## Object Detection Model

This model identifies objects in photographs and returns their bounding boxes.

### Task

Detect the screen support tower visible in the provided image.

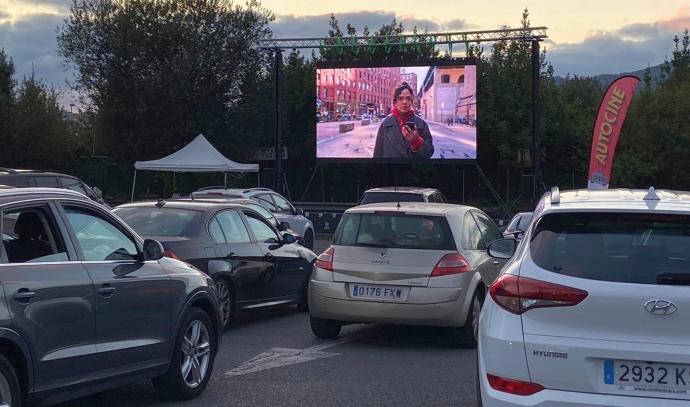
[258,26,548,203]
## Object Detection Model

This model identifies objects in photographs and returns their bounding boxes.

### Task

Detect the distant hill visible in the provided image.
[555,63,664,89]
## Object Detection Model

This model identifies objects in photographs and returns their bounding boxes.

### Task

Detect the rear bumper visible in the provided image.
[308,279,468,327]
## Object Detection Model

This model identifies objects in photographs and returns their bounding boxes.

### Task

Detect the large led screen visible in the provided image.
[316,61,477,161]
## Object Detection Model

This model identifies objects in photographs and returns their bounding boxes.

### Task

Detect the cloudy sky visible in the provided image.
[2,0,689,107]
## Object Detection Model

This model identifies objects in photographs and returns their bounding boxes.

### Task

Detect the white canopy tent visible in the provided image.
[131,134,259,201]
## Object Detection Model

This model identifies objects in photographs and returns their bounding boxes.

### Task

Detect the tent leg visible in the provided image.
[130,170,137,202]
[224,173,227,188]
[173,172,176,196]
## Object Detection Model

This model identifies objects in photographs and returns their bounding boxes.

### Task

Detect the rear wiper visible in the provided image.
[657,273,690,286]
[356,242,390,248]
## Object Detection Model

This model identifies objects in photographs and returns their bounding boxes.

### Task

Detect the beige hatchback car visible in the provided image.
[308,203,507,347]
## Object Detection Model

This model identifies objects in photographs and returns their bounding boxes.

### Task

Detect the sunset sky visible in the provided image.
[2,0,689,105]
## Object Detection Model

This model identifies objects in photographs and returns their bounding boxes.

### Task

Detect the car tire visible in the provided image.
[309,315,341,338]
[0,354,22,407]
[450,290,481,348]
[302,229,314,250]
[153,307,216,400]
[296,269,312,313]
[213,277,234,330]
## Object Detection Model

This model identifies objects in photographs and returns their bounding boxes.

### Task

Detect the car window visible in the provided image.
[359,192,425,204]
[34,176,59,188]
[0,176,28,187]
[1,206,69,263]
[519,213,533,229]
[531,212,690,284]
[215,210,251,244]
[507,215,521,231]
[114,207,201,237]
[253,194,277,212]
[333,213,456,250]
[64,207,138,261]
[245,203,278,226]
[59,177,88,195]
[244,212,279,242]
[462,212,485,250]
[208,218,226,244]
[271,194,293,214]
[473,211,502,246]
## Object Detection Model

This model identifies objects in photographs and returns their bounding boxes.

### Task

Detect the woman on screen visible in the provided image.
[373,82,434,159]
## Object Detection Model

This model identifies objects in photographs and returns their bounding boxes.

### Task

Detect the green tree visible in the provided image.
[10,74,82,169]
[0,49,16,165]
[57,0,274,163]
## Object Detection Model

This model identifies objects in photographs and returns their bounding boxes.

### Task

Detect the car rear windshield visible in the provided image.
[531,212,690,284]
[360,192,425,205]
[333,213,456,250]
[114,207,201,236]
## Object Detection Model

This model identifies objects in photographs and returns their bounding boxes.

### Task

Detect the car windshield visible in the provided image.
[531,212,690,284]
[360,192,425,205]
[333,213,456,250]
[113,207,202,236]
[245,203,278,226]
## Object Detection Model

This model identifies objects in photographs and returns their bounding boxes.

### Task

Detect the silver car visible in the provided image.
[308,202,506,347]
[191,188,315,249]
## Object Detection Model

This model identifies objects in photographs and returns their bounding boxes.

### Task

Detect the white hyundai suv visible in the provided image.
[478,187,690,406]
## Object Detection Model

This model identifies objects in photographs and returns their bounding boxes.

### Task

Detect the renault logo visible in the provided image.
[644,300,678,316]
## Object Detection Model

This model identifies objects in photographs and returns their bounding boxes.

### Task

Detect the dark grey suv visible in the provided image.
[0,188,221,406]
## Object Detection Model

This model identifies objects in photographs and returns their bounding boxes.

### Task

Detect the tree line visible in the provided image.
[0,1,689,213]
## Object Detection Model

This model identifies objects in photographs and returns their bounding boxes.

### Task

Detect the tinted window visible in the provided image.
[114,207,200,236]
[272,194,293,213]
[215,210,251,243]
[359,192,425,205]
[333,213,456,250]
[253,194,277,212]
[60,177,88,195]
[0,176,28,187]
[244,213,279,242]
[34,176,59,187]
[473,211,502,245]
[64,207,138,261]
[462,212,485,250]
[208,218,225,244]
[531,212,690,284]
[245,203,278,226]
[1,206,68,263]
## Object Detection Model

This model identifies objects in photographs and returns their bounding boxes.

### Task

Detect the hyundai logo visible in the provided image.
[644,300,678,316]
[379,252,387,259]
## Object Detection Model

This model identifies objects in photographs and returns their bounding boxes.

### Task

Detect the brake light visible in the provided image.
[431,253,471,277]
[162,250,179,259]
[487,374,544,396]
[316,247,334,271]
[490,274,588,315]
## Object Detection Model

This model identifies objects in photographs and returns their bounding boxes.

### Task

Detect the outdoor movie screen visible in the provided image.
[316,61,477,161]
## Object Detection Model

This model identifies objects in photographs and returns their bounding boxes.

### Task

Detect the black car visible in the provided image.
[0,168,107,206]
[0,188,221,406]
[113,200,318,330]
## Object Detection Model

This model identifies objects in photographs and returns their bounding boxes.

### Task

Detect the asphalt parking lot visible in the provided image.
[57,235,479,407]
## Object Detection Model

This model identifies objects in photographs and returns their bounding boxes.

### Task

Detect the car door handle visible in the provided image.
[97,284,117,296]
[226,252,239,260]
[493,260,500,266]
[263,253,276,262]
[13,289,36,303]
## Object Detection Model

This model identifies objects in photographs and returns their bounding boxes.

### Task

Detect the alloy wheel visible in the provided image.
[180,320,211,388]
[214,279,232,327]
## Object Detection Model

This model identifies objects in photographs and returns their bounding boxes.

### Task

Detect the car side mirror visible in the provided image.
[278,221,291,231]
[487,238,518,260]
[282,232,297,245]
[143,239,164,261]
[295,208,304,216]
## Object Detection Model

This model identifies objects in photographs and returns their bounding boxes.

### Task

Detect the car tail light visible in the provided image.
[316,247,334,271]
[490,274,588,315]
[487,374,544,396]
[162,250,179,259]
[430,253,471,277]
